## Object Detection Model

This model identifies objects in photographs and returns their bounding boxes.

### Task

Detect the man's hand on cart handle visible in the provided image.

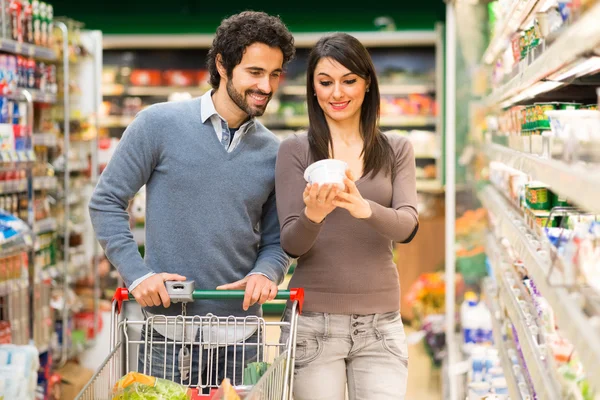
[131,273,187,308]
[216,275,278,311]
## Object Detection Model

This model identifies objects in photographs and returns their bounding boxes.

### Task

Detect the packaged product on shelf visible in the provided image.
[45,3,52,47]
[460,292,493,353]
[525,181,550,210]
[0,344,40,400]
[39,1,46,47]
[130,69,162,86]
[9,0,23,42]
[163,70,197,87]
[32,0,40,45]
[0,209,31,250]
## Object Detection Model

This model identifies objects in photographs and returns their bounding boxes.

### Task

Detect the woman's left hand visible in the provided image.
[332,169,372,219]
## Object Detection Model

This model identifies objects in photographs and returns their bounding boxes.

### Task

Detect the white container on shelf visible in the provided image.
[304,159,348,189]
[545,110,600,141]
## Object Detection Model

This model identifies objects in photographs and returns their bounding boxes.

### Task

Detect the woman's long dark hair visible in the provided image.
[306,33,394,178]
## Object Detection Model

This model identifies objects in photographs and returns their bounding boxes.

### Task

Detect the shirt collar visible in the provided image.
[200,90,219,124]
[200,90,256,132]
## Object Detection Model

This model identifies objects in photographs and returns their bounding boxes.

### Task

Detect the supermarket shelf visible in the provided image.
[380,115,437,127]
[483,142,600,214]
[480,185,600,388]
[0,279,23,296]
[484,2,600,108]
[496,262,561,399]
[33,176,57,191]
[482,278,525,400]
[280,83,436,96]
[0,38,58,61]
[414,152,438,159]
[54,160,89,173]
[34,218,57,234]
[98,115,134,128]
[0,149,36,164]
[103,85,209,97]
[103,31,438,49]
[0,176,54,193]
[6,88,57,104]
[32,133,58,147]
[416,179,443,193]
[482,0,544,65]
[103,114,437,129]
[260,115,437,129]
[0,178,27,194]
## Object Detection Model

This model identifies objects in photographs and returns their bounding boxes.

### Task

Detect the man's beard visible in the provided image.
[226,79,271,117]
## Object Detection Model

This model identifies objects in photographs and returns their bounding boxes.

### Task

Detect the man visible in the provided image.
[89,11,294,387]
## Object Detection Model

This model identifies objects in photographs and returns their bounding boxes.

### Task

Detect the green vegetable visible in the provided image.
[113,377,190,400]
[242,362,271,385]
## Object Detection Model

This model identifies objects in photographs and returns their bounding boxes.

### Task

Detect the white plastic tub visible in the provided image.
[303,159,348,189]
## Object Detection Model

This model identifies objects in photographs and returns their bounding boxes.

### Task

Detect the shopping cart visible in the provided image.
[76,281,304,400]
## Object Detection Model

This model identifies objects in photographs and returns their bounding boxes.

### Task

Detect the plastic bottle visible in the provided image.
[476,301,493,345]
[461,291,479,352]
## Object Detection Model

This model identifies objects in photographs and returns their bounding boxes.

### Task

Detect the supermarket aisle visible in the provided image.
[265,317,442,399]
[405,326,442,400]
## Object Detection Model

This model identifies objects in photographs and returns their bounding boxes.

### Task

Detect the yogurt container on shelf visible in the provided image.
[304,159,348,190]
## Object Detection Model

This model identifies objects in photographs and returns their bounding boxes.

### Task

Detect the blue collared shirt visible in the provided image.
[200,90,255,151]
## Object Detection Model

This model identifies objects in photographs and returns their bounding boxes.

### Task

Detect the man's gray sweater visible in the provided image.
[89,97,289,317]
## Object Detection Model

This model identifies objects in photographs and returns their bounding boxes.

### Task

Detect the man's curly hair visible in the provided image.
[207,11,295,89]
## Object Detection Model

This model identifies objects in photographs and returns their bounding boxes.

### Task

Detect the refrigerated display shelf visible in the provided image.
[482,0,544,65]
[484,2,600,108]
[0,38,58,61]
[482,278,526,400]
[483,142,600,215]
[480,185,600,388]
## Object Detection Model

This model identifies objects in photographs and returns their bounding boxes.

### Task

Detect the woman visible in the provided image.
[275,33,419,400]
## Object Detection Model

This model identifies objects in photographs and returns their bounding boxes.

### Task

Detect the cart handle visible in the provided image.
[113,288,305,314]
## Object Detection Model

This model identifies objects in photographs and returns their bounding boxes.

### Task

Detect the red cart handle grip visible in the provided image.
[113,287,130,314]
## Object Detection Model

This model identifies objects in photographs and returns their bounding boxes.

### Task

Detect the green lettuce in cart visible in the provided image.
[112,372,191,400]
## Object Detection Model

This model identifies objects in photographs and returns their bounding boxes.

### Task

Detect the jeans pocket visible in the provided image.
[381,333,409,367]
[294,336,323,366]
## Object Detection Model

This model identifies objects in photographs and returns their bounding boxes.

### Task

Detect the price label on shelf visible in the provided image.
[26,150,36,162]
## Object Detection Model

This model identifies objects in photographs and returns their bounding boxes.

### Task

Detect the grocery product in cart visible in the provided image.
[113,371,192,400]
[76,281,304,400]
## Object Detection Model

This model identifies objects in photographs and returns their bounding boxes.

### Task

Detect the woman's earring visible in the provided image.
[314,93,317,96]
[366,87,370,93]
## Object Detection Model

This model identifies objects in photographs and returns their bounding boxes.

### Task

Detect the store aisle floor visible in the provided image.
[265,317,441,399]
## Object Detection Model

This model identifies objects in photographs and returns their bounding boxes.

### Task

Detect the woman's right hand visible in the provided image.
[303,183,339,223]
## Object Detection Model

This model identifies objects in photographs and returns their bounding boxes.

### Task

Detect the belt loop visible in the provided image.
[373,313,382,339]
[324,313,330,340]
